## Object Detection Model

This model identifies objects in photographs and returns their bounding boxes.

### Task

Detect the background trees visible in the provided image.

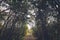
[32,0,60,40]
[0,0,60,40]
[0,0,28,40]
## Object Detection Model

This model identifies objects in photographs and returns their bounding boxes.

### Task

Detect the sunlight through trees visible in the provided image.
[0,0,60,40]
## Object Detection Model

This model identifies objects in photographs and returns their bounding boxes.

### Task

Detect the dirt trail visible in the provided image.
[24,30,37,40]
[24,35,36,40]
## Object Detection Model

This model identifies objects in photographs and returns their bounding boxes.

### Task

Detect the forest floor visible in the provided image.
[24,35,36,40]
[24,29,37,40]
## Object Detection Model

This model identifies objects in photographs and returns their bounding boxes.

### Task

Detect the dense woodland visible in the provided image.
[0,0,60,40]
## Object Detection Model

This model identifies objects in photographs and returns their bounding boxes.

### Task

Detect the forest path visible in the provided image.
[24,30,37,40]
[24,35,36,40]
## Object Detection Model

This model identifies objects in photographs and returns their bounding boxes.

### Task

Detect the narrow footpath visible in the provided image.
[24,30,37,40]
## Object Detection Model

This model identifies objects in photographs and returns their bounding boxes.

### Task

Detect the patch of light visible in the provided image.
[27,15,31,18]
[27,24,31,30]
[48,16,55,21]
[32,13,35,15]
[27,20,35,30]
[40,9,43,12]
[0,20,4,25]
[0,6,7,11]
[22,1,24,3]
[5,9,10,12]
[56,5,58,8]
[31,20,35,27]
[3,16,8,20]
[28,9,34,13]
[1,1,9,7]
[48,20,50,23]
[5,3,9,7]
[47,16,57,24]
